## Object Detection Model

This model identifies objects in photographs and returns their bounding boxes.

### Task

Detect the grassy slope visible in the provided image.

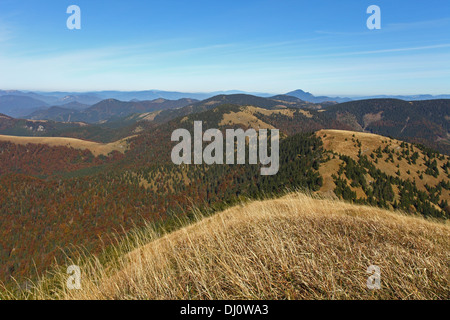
[316,129,450,202]
[14,192,449,300]
[0,134,133,157]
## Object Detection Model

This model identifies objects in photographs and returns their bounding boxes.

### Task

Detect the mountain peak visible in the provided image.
[286,89,315,99]
[286,89,351,103]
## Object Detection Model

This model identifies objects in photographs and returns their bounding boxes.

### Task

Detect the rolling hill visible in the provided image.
[316,130,449,218]
[0,134,131,157]
[0,112,142,145]
[322,99,450,154]
[133,96,449,156]
[187,94,313,110]
[25,98,198,123]
[8,192,449,300]
[0,95,48,118]
[26,102,91,122]
[149,94,324,124]
[26,106,81,122]
[0,113,88,136]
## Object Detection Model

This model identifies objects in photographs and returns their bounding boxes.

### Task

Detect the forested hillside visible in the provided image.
[0,129,324,285]
[317,130,449,219]
[0,99,448,289]
[323,99,450,154]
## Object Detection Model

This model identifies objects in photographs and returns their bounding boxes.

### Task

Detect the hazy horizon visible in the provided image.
[1,88,450,99]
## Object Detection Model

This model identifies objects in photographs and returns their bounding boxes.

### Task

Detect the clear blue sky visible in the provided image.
[0,0,449,95]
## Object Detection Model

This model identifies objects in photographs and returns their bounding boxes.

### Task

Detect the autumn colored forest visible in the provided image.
[0,101,449,289]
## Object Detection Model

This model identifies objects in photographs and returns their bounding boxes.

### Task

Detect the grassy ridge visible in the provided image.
[6,192,448,300]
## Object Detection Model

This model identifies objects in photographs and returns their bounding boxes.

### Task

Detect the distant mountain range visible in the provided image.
[0,90,102,107]
[1,89,449,118]
[286,89,450,103]
[26,98,198,123]
[0,95,49,118]
[82,90,273,101]
[355,94,450,101]
[149,94,325,124]
[0,90,272,117]
[24,94,317,124]
[1,91,448,154]
[286,90,353,103]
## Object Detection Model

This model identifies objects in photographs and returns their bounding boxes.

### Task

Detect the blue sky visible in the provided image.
[0,0,449,95]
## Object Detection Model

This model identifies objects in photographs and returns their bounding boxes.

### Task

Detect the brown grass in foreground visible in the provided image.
[5,192,450,300]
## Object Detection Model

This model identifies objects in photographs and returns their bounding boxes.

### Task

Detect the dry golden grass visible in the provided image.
[318,129,399,159]
[0,135,133,156]
[219,106,295,129]
[220,110,274,129]
[245,106,295,118]
[136,110,162,122]
[316,129,450,201]
[318,158,343,195]
[10,192,449,300]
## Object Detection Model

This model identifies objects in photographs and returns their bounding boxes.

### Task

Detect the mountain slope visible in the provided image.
[26,106,79,122]
[0,95,48,118]
[160,104,350,134]
[316,129,449,218]
[323,99,450,154]
[287,89,352,103]
[22,192,450,300]
[151,94,322,124]
[0,134,130,157]
[27,98,198,123]
[0,114,88,136]
[187,93,321,110]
